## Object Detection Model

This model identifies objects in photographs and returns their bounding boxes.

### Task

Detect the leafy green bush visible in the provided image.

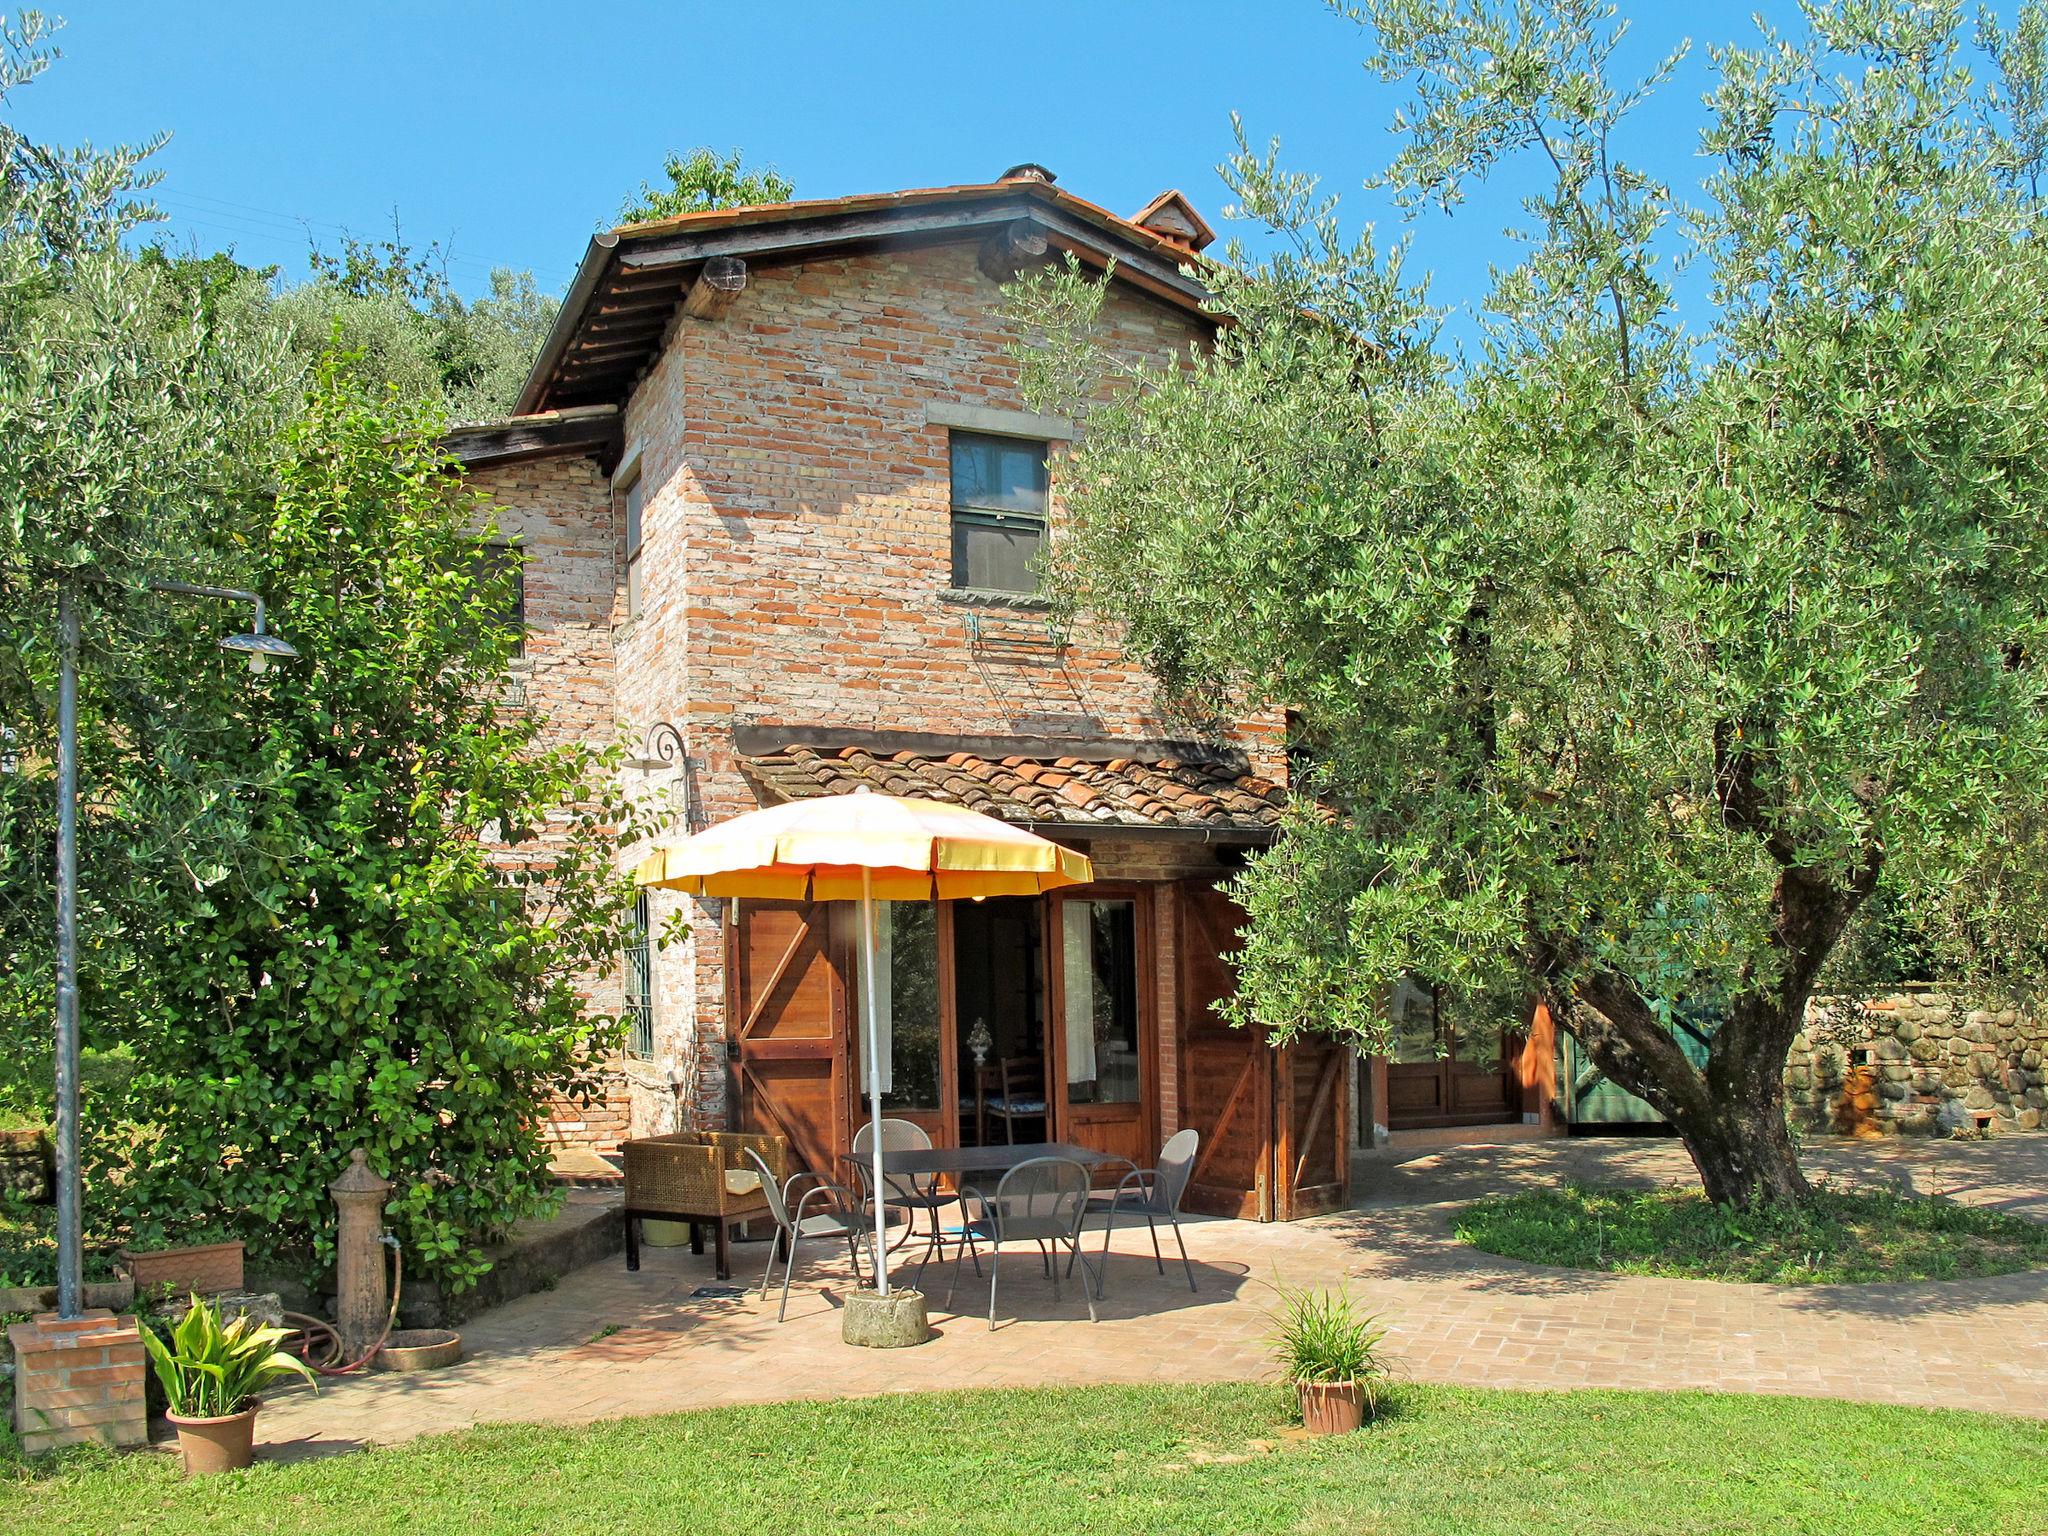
[86,355,655,1295]
[0,1195,120,1290]
[1456,1182,2048,1284]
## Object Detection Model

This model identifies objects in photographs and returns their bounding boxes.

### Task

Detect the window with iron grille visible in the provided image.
[624,891,654,1058]
[469,540,525,657]
[949,431,1048,593]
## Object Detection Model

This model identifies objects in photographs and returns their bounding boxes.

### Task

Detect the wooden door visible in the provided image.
[1275,1036,1349,1218]
[728,899,848,1180]
[1047,886,1156,1174]
[1175,881,1272,1219]
[1385,982,1520,1130]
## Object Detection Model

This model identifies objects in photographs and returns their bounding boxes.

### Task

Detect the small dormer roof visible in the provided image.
[1129,189,1216,254]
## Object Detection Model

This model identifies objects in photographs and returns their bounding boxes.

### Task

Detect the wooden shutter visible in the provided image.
[1175,881,1272,1219]
[728,899,847,1181]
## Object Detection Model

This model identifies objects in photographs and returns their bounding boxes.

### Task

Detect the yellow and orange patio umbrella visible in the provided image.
[636,788,1092,1295]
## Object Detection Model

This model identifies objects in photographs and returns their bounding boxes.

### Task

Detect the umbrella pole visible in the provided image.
[859,870,889,1295]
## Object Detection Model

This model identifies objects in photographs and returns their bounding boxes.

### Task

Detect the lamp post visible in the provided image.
[48,578,297,1319]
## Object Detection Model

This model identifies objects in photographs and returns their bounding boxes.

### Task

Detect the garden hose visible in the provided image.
[283,1232,403,1376]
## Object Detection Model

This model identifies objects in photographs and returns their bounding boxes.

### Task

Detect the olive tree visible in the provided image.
[1018,0,2048,1206]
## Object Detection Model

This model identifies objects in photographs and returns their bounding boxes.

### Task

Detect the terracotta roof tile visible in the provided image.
[740,743,1285,836]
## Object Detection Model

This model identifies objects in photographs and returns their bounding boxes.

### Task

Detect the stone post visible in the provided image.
[329,1149,391,1362]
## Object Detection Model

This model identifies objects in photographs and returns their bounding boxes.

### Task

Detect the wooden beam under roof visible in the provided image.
[978,218,1049,283]
[680,256,747,319]
[444,406,620,469]
[518,187,1220,413]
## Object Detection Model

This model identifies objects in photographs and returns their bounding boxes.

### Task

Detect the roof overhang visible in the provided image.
[516,179,1219,416]
[443,404,622,471]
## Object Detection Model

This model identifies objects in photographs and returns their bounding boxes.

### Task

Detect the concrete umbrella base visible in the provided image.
[841,1286,931,1348]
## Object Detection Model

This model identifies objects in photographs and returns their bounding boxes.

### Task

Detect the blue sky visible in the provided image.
[8,2,2029,323]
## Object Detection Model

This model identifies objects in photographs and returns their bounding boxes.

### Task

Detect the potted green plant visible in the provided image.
[141,1292,316,1474]
[1269,1282,1390,1435]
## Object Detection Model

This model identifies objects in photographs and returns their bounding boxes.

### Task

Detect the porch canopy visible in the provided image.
[636,789,1094,1295]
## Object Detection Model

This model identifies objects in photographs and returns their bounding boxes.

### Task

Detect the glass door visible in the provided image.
[848,900,949,1144]
[950,897,1047,1147]
[1049,888,1154,1169]
[1383,978,1523,1129]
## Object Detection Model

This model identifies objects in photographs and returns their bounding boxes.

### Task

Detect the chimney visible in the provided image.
[1130,189,1216,254]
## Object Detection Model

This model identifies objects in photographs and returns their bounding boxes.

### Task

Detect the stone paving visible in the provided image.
[254,1135,2048,1457]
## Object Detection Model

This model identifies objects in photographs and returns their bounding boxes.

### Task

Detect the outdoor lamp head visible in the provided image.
[219,631,299,675]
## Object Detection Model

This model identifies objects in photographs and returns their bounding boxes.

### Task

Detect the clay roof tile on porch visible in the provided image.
[739,742,1285,839]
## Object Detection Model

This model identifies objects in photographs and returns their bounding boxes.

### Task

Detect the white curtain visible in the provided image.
[1062,901,1097,1085]
[855,900,895,1095]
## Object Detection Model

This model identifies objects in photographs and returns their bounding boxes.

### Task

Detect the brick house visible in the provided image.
[448,166,1561,1220]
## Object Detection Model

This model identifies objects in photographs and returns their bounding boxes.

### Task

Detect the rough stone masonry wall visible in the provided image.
[1789,987,2048,1135]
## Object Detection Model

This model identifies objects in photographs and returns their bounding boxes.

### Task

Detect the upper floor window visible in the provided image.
[619,465,647,620]
[470,540,525,658]
[949,431,1048,594]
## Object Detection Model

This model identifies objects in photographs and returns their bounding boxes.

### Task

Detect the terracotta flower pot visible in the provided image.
[167,1402,260,1474]
[120,1240,245,1297]
[1297,1379,1365,1435]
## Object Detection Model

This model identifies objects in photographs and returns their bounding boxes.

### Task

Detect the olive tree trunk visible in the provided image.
[1542,860,1877,1210]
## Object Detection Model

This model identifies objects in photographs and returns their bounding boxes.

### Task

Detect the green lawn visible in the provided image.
[1455,1182,2048,1284]
[5,1383,2045,1536]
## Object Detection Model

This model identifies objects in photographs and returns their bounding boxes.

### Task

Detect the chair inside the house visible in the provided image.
[983,1055,1048,1144]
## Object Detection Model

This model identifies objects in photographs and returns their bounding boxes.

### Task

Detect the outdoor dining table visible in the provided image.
[871,1141,1135,1182]
[844,1141,1138,1266]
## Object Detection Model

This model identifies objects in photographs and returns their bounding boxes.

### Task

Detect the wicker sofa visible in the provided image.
[621,1130,789,1280]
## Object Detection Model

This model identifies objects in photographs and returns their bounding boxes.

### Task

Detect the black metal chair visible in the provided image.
[948,1156,1098,1330]
[1070,1128,1200,1295]
[744,1148,868,1322]
[851,1116,980,1284]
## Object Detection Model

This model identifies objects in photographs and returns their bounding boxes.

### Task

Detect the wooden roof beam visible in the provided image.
[681,256,747,320]
[978,219,1049,283]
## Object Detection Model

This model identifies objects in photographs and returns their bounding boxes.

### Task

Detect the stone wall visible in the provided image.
[1789,987,2048,1135]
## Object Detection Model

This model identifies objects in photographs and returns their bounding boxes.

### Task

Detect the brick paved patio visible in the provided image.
[254,1135,2048,1457]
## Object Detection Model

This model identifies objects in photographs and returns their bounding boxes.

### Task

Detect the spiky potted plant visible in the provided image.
[142,1292,317,1474]
[1269,1282,1390,1435]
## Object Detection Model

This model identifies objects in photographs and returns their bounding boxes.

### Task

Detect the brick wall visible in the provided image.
[539,1077,632,1151]
[605,239,1280,1135]
[8,1310,148,1454]
[471,450,636,1144]
[470,453,621,753]
[485,236,1280,1142]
